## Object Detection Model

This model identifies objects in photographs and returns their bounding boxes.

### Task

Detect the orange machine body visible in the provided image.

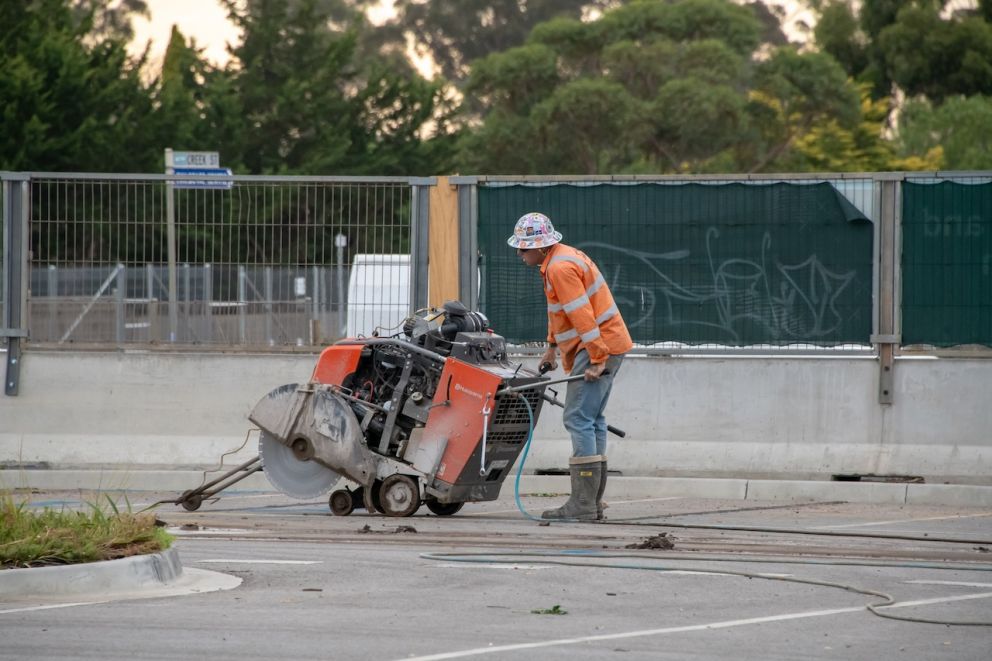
[311,344,363,386]
[424,358,503,485]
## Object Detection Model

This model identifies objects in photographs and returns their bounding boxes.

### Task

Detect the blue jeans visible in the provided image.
[562,350,624,457]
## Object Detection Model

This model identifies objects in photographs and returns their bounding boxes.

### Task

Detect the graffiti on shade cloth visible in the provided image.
[578,227,860,344]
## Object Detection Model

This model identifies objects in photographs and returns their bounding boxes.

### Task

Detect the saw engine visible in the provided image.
[178,301,549,517]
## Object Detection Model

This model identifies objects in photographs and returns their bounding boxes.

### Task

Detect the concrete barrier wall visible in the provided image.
[1,350,989,484]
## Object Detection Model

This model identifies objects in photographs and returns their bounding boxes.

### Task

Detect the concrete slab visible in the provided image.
[745,479,908,504]
[0,548,182,597]
[0,548,243,603]
[906,484,992,508]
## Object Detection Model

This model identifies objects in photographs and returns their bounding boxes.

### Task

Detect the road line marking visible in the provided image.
[397,591,992,661]
[904,580,992,588]
[0,601,108,615]
[433,563,552,570]
[812,511,992,529]
[194,559,321,565]
[875,590,992,609]
[476,496,683,516]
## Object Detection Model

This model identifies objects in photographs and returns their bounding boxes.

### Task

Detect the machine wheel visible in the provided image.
[329,489,355,516]
[378,475,421,517]
[179,490,202,512]
[362,481,384,514]
[425,500,464,517]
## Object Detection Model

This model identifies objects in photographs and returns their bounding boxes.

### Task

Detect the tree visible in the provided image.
[813,0,992,102]
[0,0,154,171]
[141,26,245,171]
[71,0,148,40]
[878,5,992,103]
[896,95,992,169]
[814,1,869,79]
[388,0,616,83]
[220,0,454,175]
[457,0,870,174]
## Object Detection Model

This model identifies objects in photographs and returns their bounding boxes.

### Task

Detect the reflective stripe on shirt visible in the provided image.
[554,329,579,343]
[580,327,602,343]
[595,304,619,325]
[548,255,590,272]
[550,274,607,314]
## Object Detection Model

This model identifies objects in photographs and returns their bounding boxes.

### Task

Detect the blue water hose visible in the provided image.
[512,393,543,521]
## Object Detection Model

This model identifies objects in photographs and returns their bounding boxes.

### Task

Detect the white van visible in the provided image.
[346,254,410,338]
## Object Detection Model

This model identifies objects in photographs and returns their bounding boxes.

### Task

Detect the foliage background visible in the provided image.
[1,0,990,174]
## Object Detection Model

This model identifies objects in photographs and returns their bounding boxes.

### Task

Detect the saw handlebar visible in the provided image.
[497,370,627,438]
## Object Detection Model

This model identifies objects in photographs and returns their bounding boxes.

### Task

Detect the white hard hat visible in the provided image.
[507,212,562,249]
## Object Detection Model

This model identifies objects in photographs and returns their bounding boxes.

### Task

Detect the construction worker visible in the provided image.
[507,212,633,520]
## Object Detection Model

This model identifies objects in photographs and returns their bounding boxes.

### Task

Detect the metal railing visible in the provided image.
[2,173,433,349]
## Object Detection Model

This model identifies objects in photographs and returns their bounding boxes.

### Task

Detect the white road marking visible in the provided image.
[874,590,992,609]
[905,580,992,588]
[0,601,108,615]
[433,563,551,570]
[397,591,992,661]
[194,559,321,565]
[812,511,992,529]
[166,527,257,536]
[476,496,683,516]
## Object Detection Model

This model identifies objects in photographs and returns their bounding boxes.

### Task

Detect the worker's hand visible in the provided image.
[584,362,607,382]
[540,346,558,373]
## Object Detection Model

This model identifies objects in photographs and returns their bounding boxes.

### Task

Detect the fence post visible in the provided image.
[165,176,178,342]
[203,263,213,343]
[182,263,191,343]
[409,180,432,314]
[452,177,479,310]
[47,264,57,342]
[2,174,29,396]
[264,266,273,345]
[115,263,126,344]
[238,265,247,344]
[873,174,901,405]
[311,264,320,344]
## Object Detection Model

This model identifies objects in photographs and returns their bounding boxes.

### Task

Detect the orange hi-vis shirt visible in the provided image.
[540,243,633,372]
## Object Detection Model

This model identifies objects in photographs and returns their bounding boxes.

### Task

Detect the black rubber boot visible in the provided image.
[542,456,602,521]
[596,458,608,520]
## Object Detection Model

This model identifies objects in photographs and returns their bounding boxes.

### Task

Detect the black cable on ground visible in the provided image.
[597,519,992,547]
[422,550,992,627]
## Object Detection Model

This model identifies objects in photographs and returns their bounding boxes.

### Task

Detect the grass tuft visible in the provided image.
[0,491,173,569]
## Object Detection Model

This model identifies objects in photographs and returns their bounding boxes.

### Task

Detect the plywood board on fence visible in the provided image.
[428,175,459,307]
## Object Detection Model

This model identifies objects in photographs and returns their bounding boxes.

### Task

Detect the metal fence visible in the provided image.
[452,172,991,357]
[901,174,992,348]
[4,170,991,360]
[2,173,432,351]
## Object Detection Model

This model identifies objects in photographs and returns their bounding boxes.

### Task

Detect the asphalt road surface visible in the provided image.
[3,490,991,660]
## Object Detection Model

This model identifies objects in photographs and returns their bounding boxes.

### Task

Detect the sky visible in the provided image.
[130,0,399,68]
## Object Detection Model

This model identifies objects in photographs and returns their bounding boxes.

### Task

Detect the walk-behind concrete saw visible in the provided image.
[173,302,556,517]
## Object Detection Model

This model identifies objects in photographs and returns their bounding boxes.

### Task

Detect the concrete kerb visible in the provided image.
[5,469,992,508]
[0,547,182,599]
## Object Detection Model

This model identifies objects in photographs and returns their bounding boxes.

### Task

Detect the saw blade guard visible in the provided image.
[250,383,381,489]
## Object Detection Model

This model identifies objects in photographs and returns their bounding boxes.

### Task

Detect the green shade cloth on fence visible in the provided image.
[902,181,992,347]
[477,182,872,346]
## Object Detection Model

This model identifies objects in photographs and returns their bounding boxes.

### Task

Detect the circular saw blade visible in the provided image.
[259,430,340,499]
